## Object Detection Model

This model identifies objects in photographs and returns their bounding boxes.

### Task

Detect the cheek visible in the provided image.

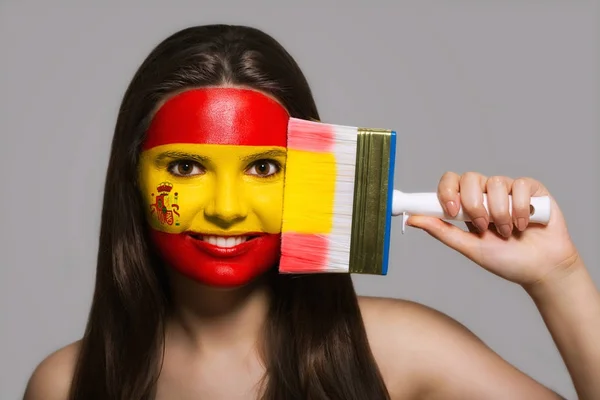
[172,181,212,227]
[138,162,211,232]
[138,159,156,198]
[249,180,284,233]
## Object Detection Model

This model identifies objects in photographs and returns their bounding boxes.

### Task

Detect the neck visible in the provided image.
[166,269,272,355]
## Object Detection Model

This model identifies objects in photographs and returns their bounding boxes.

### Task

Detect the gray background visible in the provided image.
[1,1,598,399]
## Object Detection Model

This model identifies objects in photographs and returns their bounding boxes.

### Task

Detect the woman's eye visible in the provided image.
[247,160,280,177]
[168,160,204,177]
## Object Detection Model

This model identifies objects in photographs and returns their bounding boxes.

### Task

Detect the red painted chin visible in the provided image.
[149,230,281,287]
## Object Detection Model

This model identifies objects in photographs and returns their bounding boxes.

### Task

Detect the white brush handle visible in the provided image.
[392,190,551,226]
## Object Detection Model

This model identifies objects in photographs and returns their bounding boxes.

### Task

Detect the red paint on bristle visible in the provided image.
[287,118,335,152]
[279,233,329,273]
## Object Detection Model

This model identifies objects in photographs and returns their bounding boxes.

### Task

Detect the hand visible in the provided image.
[406,172,581,287]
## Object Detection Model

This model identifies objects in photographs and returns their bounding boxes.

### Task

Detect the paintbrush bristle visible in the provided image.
[279,117,396,275]
[279,117,358,273]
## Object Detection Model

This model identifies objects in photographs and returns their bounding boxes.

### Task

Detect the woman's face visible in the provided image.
[138,87,289,287]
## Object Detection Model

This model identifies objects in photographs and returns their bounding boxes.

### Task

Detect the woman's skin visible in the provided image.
[23,171,600,399]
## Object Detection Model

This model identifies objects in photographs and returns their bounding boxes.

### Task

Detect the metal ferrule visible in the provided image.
[349,128,394,274]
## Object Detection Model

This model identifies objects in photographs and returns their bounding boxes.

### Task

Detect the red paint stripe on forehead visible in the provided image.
[143,88,289,149]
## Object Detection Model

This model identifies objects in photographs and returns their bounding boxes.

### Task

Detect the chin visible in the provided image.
[173,262,275,290]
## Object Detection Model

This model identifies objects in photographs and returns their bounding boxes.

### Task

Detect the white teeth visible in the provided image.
[201,236,248,248]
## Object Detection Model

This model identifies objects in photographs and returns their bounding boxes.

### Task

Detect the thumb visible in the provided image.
[406,215,483,262]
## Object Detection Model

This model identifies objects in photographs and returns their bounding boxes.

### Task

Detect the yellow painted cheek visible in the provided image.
[138,156,209,233]
[167,180,211,232]
[248,178,285,234]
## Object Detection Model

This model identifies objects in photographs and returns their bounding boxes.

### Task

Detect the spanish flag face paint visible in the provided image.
[138,88,289,287]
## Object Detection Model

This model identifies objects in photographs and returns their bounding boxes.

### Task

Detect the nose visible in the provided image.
[204,176,248,226]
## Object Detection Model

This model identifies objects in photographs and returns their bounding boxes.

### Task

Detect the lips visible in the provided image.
[149,230,281,287]
[186,232,264,258]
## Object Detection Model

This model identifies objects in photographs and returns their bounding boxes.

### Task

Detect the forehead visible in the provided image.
[143,88,289,150]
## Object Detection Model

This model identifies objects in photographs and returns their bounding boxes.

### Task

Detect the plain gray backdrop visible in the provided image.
[1,1,598,399]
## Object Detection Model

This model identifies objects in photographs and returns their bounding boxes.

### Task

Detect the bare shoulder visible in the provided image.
[23,340,81,400]
[357,296,564,400]
[357,296,461,397]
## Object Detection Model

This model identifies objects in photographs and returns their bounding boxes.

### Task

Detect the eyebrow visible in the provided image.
[240,149,287,163]
[155,148,287,164]
[155,151,209,164]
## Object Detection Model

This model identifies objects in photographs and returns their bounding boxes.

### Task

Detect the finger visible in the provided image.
[511,177,532,231]
[459,172,488,232]
[407,216,483,263]
[486,176,514,238]
[514,176,549,197]
[437,171,461,217]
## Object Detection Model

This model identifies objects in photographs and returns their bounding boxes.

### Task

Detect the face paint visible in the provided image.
[139,88,289,287]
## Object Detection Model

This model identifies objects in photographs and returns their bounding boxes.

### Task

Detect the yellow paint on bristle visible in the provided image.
[282,149,336,233]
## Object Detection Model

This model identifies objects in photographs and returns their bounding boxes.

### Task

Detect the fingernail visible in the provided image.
[516,217,526,231]
[472,217,487,232]
[498,224,512,237]
[445,201,457,216]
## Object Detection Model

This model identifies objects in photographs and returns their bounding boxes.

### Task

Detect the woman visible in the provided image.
[24,24,599,400]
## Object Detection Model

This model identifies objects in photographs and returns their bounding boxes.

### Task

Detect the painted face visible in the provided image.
[138,88,289,287]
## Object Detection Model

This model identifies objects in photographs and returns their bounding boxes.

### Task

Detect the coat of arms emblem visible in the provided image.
[150,182,180,226]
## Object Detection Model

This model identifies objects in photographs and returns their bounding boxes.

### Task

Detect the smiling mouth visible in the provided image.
[188,234,260,248]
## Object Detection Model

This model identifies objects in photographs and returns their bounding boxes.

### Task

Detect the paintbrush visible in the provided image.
[279,118,551,275]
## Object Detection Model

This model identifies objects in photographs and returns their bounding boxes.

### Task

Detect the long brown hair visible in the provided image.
[69,24,390,400]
